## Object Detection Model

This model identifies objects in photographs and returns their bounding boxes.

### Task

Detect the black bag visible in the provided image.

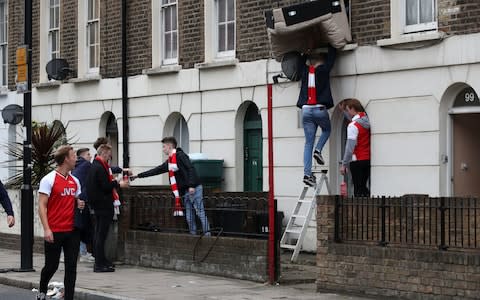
[74,207,85,230]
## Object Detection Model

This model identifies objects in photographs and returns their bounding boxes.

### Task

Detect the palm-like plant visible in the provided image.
[3,121,68,188]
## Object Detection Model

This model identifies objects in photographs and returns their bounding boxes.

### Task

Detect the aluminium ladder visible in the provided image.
[280,169,331,262]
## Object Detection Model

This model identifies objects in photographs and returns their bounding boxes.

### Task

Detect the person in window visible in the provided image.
[0,180,14,228]
[340,98,371,197]
[297,45,336,187]
[131,136,210,236]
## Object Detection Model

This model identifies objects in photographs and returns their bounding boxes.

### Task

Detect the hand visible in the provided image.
[7,215,14,228]
[122,168,133,176]
[77,199,85,210]
[340,165,346,176]
[44,229,54,243]
[119,179,129,188]
[129,175,138,181]
[189,187,195,195]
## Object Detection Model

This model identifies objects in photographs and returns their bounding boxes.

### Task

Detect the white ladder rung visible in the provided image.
[298,199,312,203]
[285,228,302,234]
[280,244,296,249]
[291,214,306,219]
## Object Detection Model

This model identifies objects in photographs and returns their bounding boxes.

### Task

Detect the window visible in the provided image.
[161,0,177,65]
[0,0,7,87]
[404,0,437,33]
[48,0,60,60]
[87,0,100,71]
[215,0,235,58]
[173,116,189,153]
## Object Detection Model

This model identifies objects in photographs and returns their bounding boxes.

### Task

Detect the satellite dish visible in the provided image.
[46,58,74,81]
[281,52,304,81]
[2,104,23,125]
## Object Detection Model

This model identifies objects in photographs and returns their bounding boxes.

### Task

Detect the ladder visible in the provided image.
[280,169,331,262]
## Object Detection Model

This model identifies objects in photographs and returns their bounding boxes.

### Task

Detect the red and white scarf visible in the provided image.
[95,156,120,204]
[307,65,316,105]
[169,149,184,217]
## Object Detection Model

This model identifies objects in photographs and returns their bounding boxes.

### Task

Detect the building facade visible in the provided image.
[0,0,479,250]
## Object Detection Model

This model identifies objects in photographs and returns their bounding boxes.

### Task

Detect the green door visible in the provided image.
[244,105,263,191]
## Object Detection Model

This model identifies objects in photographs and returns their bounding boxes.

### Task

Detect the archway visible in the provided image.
[99,112,119,166]
[163,112,189,153]
[243,103,263,192]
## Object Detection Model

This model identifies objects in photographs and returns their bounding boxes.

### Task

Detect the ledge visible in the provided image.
[33,81,61,89]
[377,31,446,48]
[143,64,182,75]
[68,75,101,84]
[195,58,239,69]
[341,43,358,51]
[0,86,9,95]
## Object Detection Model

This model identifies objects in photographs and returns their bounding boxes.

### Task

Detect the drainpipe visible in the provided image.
[267,83,275,283]
[121,0,129,168]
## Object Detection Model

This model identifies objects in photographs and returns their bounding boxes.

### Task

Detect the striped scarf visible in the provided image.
[95,156,120,204]
[307,65,316,105]
[169,149,184,217]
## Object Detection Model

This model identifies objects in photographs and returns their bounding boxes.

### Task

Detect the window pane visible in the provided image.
[227,0,234,21]
[54,6,59,28]
[218,24,225,52]
[88,0,93,20]
[164,7,172,31]
[51,32,57,53]
[50,7,55,28]
[172,31,177,58]
[165,32,172,59]
[406,0,418,25]
[90,45,95,68]
[172,6,177,30]
[94,0,99,19]
[227,23,234,51]
[89,24,97,44]
[218,0,226,23]
[420,0,434,23]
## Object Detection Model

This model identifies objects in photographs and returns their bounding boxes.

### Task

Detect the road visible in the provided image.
[0,283,35,299]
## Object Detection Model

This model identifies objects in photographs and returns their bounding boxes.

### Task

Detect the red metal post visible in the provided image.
[267,83,275,284]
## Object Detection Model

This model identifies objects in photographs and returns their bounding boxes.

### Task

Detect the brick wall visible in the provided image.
[316,196,480,299]
[438,0,480,35]
[350,0,390,46]
[61,0,78,78]
[124,230,268,282]
[178,0,204,69]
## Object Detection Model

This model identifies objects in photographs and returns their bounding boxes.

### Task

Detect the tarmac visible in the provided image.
[0,248,370,300]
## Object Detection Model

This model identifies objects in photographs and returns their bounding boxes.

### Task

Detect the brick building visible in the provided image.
[0,0,479,252]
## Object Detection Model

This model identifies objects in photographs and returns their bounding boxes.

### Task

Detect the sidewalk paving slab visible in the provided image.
[0,249,370,300]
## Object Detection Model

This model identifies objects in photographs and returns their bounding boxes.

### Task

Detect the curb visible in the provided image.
[0,274,135,300]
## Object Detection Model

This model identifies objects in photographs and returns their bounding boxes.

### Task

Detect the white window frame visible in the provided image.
[48,0,60,60]
[403,0,437,33]
[215,0,235,58]
[161,0,178,65]
[86,0,100,74]
[0,0,7,88]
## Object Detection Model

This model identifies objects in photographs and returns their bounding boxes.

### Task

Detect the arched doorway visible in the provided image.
[99,112,119,166]
[164,113,189,153]
[243,103,263,192]
[449,86,480,196]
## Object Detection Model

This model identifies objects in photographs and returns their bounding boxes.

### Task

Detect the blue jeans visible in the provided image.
[302,106,331,176]
[79,241,87,256]
[183,185,210,235]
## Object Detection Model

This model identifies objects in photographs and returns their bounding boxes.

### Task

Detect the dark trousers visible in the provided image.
[40,231,80,300]
[94,214,112,267]
[350,160,370,197]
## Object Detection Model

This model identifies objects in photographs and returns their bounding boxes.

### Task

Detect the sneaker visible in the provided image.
[36,292,47,300]
[313,150,325,165]
[80,253,95,263]
[303,175,316,187]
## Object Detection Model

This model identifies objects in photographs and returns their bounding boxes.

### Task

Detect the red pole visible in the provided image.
[267,83,275,284]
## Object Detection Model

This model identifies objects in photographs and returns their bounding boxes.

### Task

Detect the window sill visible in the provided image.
[0,86,8,96]
[195,58,239,69]
[377,31,445,48]
[33,81,62,89]
[341,43,358,51]
[143,65,182,75]
[68,75,102,84]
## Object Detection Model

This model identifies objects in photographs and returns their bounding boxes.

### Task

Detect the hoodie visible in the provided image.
[342,112,370,166]
[72,156,92,202]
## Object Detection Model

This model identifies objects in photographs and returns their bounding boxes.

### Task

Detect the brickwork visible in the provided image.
[350,0,390,46]
[61,0,78,78]
[124,230,268,282]
[178,0,204,69]
[438,0,480,35]
[317,196,480,299]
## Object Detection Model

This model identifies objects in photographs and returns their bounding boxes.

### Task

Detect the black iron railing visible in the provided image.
[334,195,480,250]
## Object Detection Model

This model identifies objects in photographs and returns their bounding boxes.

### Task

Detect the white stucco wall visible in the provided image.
[6,32,479,252]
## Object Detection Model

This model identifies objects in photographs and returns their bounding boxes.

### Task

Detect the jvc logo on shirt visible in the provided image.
[61,187,76,196]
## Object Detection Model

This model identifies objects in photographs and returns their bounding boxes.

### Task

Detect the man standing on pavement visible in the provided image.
[0,179,15,228]
[72,148,95,262]
[37,145,85,300]
[131,137,210,236]
[87,144,128,272]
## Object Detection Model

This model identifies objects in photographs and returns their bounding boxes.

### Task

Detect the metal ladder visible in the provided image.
[280,169,331,262]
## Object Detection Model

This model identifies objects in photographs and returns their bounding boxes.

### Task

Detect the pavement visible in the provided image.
[0,248,370,300]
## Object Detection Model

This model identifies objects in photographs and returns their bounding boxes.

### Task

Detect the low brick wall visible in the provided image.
[317,196,480,299]
[124,230,268,282]
[0,232,44,253]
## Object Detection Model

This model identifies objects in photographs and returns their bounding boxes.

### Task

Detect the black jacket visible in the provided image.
[296,45,336,109]
[0,180,13,216]
[86,159,119,216]
[138,148,200,195]
[72,157,91,202]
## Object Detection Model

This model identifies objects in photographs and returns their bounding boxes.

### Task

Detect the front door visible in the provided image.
[244,128,263,191]
[453,114,480,196]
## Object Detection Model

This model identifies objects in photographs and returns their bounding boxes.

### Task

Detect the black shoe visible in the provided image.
[94,265,115,272]
[303,175,316,187]
[313,150,325,165]
[104,260,115,268]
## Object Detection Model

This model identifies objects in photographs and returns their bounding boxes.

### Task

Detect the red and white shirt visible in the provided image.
[347,113,370,161]
[38,170,81,232]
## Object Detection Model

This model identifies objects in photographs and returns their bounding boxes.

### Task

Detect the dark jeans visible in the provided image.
[94,214,112,267]
[40,231,80,300]
[350,160,370,197]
